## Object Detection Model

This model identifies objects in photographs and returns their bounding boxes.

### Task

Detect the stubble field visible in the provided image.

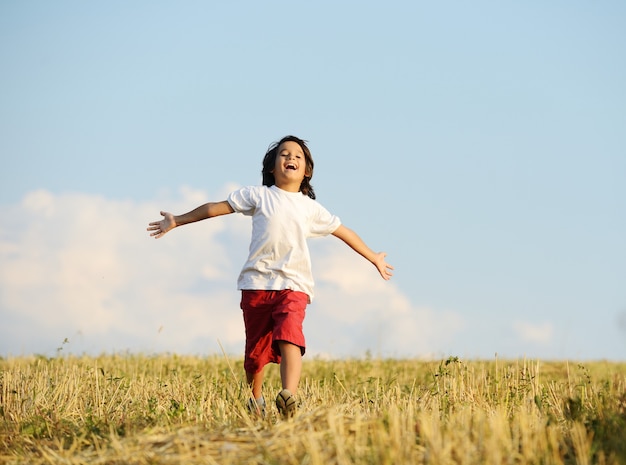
[1,354,625,464]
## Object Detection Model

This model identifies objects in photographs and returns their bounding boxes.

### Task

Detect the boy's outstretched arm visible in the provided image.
[147,200,234,239]
[331,225,393,280]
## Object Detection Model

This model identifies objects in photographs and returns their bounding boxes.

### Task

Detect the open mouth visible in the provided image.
[285,163,297,170]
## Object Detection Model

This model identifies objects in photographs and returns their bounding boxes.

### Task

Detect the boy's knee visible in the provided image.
[276,340,304,356]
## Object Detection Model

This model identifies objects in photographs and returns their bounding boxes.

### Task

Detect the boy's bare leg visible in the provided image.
[247,368,264,399]
[277,341,302,394]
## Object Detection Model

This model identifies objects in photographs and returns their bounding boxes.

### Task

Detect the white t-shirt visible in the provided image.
[227,185,341,302]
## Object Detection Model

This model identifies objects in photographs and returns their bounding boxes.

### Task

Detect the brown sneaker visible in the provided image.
[275,389,296,418]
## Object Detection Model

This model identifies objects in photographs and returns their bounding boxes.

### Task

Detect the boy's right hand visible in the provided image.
[147,211,176,239]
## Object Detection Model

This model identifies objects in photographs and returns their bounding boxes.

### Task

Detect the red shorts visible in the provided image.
[240,289,308,374]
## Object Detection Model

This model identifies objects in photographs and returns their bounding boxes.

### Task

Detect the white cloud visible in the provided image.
[513,320,553,344]
[308,240,465,358]
[0,187,463,358]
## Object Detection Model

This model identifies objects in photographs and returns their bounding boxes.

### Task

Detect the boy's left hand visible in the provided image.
[374,252,394,280]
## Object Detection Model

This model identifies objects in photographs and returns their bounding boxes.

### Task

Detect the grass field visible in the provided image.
[1,354,625,464]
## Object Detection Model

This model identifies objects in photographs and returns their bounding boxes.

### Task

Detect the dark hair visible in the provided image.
[262,135,316,199]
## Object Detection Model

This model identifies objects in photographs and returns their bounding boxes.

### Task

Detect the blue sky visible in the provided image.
[1,1,625,360]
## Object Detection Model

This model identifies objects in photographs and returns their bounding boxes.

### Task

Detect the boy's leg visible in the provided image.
[241,290,278,402]
[277,341,302,395]
[247,368,265,399]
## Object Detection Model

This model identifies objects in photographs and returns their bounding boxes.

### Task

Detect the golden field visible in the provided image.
[1,354,625,464]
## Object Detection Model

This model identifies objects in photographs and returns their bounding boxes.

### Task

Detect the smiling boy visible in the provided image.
[148,135,393,417]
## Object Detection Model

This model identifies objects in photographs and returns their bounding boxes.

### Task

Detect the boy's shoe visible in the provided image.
[247,396,266,418]
[275,389,296,418]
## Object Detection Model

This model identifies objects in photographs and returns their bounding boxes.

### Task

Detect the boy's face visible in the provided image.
[271,141,310,190]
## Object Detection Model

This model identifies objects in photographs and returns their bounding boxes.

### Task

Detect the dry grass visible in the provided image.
[1,354,625,464]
